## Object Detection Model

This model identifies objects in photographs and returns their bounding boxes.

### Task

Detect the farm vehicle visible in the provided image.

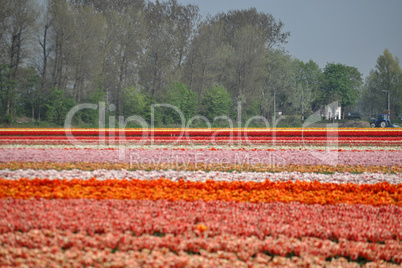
[370,113,399,128]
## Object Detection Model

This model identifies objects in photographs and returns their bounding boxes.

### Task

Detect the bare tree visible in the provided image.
[0,0,38,121]
[36,0,52,121]
[100,7,146,115]
[262,49,295,119]
[49,0,75,91]
[183,20,224,97]
[140,0,199,98]
[69,5,104,103]
[184,8,289,119]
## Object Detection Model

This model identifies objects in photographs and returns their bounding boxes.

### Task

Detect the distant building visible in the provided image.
[323,104,341,120]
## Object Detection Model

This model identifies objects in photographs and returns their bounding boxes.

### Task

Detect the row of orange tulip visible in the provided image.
[1,178,400,206]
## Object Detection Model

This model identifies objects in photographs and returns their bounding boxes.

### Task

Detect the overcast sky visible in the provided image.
[176,0,402,79]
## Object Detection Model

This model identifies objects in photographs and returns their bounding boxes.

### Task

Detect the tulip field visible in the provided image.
[0,128,401,267]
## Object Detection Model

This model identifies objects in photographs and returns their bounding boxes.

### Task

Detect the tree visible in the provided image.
[122,86,147,119]
[36,0,52,121]
[69,5,104,103]
[161,82,198,124]
[140,0,199,98]
[78,79,106,125]
[362,49,402,117]
[212,8,289,50]
[68,0,146,12]
[182,19,225,98]
[168,1,200,72]
[206,8,290,119]
[0,0,13,55]
[321,63,363,118]
[45,88,76,125]
[201,85,232,122]
[294,59,323,115]
[0,65,15,123]
[261,49,295,120]
[15,67,40,121]
[225,25,266,109]
[0,0,38,122]
[49,0,75,91]
[101,6,145,116]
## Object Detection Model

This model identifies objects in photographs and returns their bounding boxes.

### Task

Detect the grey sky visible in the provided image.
[177,0,402,79]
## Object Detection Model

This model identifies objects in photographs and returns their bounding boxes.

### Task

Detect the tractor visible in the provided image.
[370,113,397,128]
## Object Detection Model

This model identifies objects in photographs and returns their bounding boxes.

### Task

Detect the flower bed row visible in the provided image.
[2,138,401,147]
[3,240,396,268]
[3,227,401,260]
[2,169,401,186]
[2,169,401,185]
[2,161,401,174]
[1,178,400,206]
[1,128,402,137]
[2,199,400,243]
[1,232,400,266]
[2,136,401,141]
[1,135,401,144]
[1,199,401,266]
[1,148,401,167]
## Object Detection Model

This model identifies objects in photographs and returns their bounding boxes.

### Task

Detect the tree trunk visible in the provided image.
[38,23,49,122]
[6,30,22,121]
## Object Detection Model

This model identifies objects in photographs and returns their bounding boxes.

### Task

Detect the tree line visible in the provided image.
[1,0,401,126]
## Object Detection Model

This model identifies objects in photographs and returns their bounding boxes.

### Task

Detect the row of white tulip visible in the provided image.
[1,169,401,185]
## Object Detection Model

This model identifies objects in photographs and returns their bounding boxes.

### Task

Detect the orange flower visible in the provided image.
[197,224,208,233]
[1,178,400,206]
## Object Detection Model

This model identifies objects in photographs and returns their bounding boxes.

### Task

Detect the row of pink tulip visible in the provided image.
[1,148,401,166]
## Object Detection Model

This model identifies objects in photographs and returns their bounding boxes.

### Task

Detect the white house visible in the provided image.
[323,104,341,120]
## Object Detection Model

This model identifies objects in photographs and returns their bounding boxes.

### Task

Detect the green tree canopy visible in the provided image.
[123,87,147,118]
[161,82,198,124]
[201,85,232,122]
[261,49,296,120]
[0,65,15,123]
[362,49,402,117]
[45,88,77,125]
[321,63,362,116]
[294,59,323,113]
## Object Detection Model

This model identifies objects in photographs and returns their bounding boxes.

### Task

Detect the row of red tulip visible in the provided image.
[1,139,400,147]
[3,242,394,268]
[1,199,401,266]
[1,135,401,141]
[1,232,400,266]
[1,199,400,243]
[1,128,401,137]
